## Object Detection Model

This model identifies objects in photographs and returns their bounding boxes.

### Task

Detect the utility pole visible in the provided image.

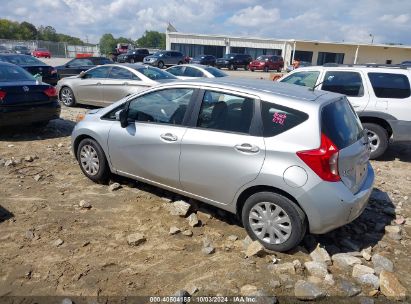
[369,34,374,44]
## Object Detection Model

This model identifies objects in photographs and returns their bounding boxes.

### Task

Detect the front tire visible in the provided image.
[77,138,110,184]
[363,122,388,159]
[244,64,249,71]
[264,66,269,73]
[60,86,76,107]
[242,192,306,252]
[157,61,164,69]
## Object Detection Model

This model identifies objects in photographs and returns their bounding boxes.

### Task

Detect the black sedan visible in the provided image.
[190,54,216,66]
[0,54,58,85]
[55,56,112,79]
[0,62,60,128]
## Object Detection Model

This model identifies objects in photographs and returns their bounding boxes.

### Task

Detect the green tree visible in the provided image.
[0,19,20,39]
[57,34,84,45]
[19,21,38,40]
[116,36,134,45]
[99,33,117,55]
[38,25,58,41]
[136,31,165,49]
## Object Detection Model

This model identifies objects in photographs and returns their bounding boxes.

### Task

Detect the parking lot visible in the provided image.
[0,58,410,300]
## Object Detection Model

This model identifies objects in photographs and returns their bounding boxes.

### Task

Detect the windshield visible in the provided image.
[223,54,235,59]
[152,51,165,57]
[204,67,228,77]
[1,55,44,65]
[37,48,48,51]
[15,46,29,50]
[193,55,206,60]
[0,64,35,82]
[135,66,177,80]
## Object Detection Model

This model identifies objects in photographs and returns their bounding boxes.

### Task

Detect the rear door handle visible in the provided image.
[234,143,259,153]
[160,133,178,142]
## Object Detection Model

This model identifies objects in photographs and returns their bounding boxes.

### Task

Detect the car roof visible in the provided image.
[154,77,339,104]
[295,65,410,73]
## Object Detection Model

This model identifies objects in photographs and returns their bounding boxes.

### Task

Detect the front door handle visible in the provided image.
[160,133,178,142]
[123,82,129,86]
[96,82,101,85]
[235,143,260,153]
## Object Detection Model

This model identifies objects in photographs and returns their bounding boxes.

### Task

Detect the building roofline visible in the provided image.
[167,31,411,50]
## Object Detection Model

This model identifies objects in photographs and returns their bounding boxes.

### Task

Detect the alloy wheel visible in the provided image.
[249,202,292,244]
[60,88,73,106]
[367,129,380,152]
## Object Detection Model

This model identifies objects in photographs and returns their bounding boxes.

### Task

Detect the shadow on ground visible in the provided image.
[0,205,14,223]
[376,142,411,163]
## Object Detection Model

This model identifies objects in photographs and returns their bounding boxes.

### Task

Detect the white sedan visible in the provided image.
[166,64,228,80]
[57,64,177,107]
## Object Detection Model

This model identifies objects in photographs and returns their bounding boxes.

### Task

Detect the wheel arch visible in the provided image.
[359,116,393,138]
[235,185,308,229]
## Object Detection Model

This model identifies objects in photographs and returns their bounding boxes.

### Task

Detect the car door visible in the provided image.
[320,70,370,112]
[75,65,111,105]
[100,66,146,104]
[107,87,197,188]
[179,90,265,206]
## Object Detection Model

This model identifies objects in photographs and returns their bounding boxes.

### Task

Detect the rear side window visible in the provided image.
[184,67,204,77]
[321,98,363,149]
[321,71,364,97]
[368,72,410,98]
[261,101,308,137]
[281,71,320,88]
[109,67,140,80]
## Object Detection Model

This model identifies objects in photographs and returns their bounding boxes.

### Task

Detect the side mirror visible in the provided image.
[79,71,86,78]
[119,109,129,128]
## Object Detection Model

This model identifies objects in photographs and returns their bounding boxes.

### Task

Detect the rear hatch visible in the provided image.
[22,65,54,78]
[321,97,370,193]
[0,81,55,106]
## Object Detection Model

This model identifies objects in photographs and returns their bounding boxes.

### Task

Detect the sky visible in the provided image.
[3,0,411,45]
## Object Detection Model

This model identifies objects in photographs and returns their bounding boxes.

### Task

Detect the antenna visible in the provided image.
[310,75,334,91]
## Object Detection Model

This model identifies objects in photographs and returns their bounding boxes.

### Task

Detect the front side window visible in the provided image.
[84,66,110,79]
[261,101,308,137]
[368,72,410,99]
[184,67,204,77]
[321,71,364,97]
[204,67,227,78]
[281,71,320,88]
[167,66,185,76]
[127,88,194,125]
[108,67,139,80]
[197,91,254,134]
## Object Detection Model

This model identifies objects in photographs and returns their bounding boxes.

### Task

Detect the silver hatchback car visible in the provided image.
[72,78,374,252]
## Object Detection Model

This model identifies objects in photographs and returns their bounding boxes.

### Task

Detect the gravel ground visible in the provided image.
[0,61,410,301]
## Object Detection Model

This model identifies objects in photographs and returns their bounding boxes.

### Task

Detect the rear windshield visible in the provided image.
[261,101,308,137]
[1,55,44,65]
[94,58,112,65]
[321,97,363,149]
[0,65,35,82]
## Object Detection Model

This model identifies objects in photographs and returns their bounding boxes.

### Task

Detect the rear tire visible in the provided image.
[244,64,249,71]
[178,61,183,65]
[242,192,306,252]
[229,64,234,70]
[363,122,388,159]
[77,138,110,184]
[60,86,76,107]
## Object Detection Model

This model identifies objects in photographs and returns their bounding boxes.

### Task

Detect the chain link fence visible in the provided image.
[0,39,100,58]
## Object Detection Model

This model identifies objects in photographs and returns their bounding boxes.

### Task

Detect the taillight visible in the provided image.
[50,68,57,75]
[297,133,340,182]
[0,90,6,100]
[44,87,57,97]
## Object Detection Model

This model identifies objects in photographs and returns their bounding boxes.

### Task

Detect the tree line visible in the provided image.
[99,31,166,55]
[0,19,85,45]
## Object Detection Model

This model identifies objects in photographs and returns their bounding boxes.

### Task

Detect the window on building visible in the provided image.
[317,52,345,65]
[291,51,313,63]
[368,72,411,99]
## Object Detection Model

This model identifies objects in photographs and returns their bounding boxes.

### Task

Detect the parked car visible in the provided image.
[286,61,312,72]
[55,56,112,79]
[0,45,12,53]
[143,51,185,69]
[250,55,284,72]
[401,61,411,67]
[279,65,411,159]
[0,54,58,85]
[190,54,216,66]
[71,78,374,252]
[0,62,60,127]
[117,49,150,63]
[166,64,228,79]
[215,53,253,70]
[32,48,52,58]
[57,64,177,107]
[12,45,31,55]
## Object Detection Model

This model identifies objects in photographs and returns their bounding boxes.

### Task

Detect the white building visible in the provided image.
[166,26,411,68]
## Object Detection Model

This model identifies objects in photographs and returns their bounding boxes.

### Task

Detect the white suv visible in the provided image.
[280,65,411,159]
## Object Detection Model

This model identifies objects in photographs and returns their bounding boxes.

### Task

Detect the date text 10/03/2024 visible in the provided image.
[149,296,260,303]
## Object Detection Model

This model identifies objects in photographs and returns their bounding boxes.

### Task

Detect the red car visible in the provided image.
[250,55,284,72]
[32,48,51,58]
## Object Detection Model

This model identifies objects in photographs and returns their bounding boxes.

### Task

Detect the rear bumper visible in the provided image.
[250,65,265,70]
[42,76,58,86]
[298,163,375,234]
[0,100,61,127]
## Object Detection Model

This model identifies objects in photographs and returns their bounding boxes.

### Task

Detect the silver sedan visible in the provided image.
[166,64,228,80]
[57,64,177,107]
